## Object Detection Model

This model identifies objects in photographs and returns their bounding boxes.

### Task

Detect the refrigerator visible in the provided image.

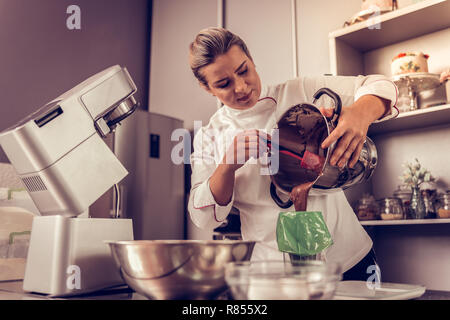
[113,110,185,240]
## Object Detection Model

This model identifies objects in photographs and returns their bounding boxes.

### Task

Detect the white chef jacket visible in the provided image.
[188,75,398,272]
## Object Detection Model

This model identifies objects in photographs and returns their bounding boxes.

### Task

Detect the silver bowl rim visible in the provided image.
[105,239,258,246]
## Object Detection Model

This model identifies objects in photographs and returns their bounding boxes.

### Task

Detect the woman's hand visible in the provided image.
[320,95,390,169]
[221,129,270,171]
[209,129,269,206]
[440,68,450,83]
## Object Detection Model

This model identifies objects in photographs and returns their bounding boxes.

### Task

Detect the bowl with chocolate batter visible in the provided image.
[268,88,378,209]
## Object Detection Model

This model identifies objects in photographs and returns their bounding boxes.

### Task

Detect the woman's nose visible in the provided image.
[235,77,247,93]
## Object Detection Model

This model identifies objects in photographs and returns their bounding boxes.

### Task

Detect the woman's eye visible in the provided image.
[217,81,230,89]
[238,68,248,76]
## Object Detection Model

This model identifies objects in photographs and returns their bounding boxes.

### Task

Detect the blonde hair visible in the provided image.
[189,27,253,88]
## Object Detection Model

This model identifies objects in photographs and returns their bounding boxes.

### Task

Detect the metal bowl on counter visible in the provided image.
[225,260,342,300]
[106,240,256,300]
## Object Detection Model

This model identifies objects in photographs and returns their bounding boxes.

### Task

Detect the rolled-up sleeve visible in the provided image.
[285,74,399,123]
[187,127,234,230]
[354,74,399,122]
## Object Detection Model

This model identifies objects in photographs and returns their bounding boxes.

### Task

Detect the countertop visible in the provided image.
[0,280,449,300]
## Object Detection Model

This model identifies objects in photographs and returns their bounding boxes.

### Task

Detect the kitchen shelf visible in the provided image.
[328,0,450,76]
[361,218,450,226]
[329,0,450,52]
[368,103,450,135]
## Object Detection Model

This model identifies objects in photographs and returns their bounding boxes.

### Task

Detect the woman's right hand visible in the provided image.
[209,129,269,206]
[221,129,270,172]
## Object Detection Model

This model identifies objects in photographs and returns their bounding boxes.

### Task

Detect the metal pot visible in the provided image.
[269,88,378,208]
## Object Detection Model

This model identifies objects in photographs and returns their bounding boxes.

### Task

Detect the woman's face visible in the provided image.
[200,45,261,110]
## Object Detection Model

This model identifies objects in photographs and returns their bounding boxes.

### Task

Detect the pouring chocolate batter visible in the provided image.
[187,27,397,278]
[290,181,316,211]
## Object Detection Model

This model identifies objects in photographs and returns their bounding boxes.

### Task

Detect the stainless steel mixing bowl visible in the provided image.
[225,260,342,300]
[107,240,256,300]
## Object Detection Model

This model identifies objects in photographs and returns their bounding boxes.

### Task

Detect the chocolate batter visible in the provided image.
[289,181,315,211]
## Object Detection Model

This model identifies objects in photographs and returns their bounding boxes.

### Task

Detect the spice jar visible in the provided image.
[435,191,450,219]
[355,194,379,221]
[378,197,404,220]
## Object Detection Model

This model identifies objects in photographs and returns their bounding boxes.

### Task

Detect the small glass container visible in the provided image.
[435,191,450,219]
[378,197,404,220]
[396,93,412,113]
[355,194,379,221]
[421,190,436,219]
[420,181,438,202]
[393,185,412,216]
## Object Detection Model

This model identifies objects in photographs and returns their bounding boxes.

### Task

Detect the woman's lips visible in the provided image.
[237,90,252,103]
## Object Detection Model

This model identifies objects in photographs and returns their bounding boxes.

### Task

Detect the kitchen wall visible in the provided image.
[148,0,218,132]
[225,0,295,85]
[148,0,296,131]
[296,0,361,76]
[0,0,151,163]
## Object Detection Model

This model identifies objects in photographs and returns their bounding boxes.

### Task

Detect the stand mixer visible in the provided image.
[0,65,138,296]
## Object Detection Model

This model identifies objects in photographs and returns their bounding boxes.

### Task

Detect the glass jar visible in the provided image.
[355,194,379,221]
[435,191,450,219]
[421,190,436,219]
[421,181,438,205]
[378,197,404,220]
[393,185,412,217]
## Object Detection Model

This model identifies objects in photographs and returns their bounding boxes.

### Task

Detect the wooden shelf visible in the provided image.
[361,218,450,226]
[368,103,450,135]
[329,0,450,52]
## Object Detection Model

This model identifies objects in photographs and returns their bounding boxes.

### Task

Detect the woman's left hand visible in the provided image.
[320,95,390,169]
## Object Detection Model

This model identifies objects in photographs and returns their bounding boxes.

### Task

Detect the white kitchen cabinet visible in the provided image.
[328,0,450,292]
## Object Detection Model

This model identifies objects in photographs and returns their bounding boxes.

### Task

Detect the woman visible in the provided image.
[187,27,398,280]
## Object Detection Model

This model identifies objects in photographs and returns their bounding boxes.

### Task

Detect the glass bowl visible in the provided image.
[224,260,342,300]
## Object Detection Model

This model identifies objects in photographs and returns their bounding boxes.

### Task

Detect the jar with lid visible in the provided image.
[435,191,450,219]
[355,194,379,221]
[378,197,404,220]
